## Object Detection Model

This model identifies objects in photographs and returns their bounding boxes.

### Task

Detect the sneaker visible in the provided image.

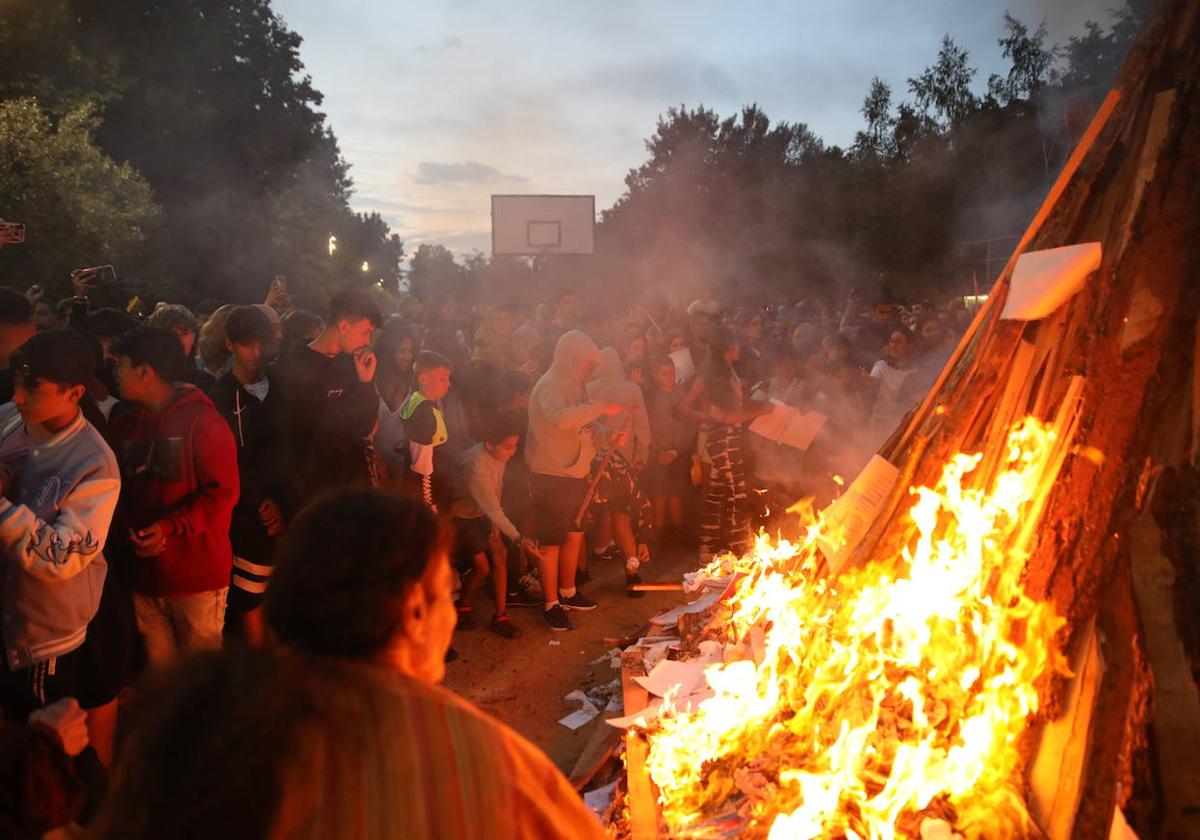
[576,569,592,585]
[625,572,645,598]
[506,587,543,608]
[560,591,598,611]
[455,607,477,630]
[490,615,522,639]
[543,604,573,631]
[600,545,623,562]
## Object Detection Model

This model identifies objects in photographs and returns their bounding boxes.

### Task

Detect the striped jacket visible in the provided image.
[0,405,120,670]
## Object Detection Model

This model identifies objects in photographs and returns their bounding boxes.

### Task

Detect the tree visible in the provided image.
[854,77,895,159]
[0,98,160,294]
[987,13,1055,105]
[407,244,467,303]
[907,36,979,132]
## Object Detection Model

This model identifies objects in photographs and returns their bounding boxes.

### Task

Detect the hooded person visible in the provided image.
[585,347,650,468]
[584,347,653,595]
[525,331,621,631]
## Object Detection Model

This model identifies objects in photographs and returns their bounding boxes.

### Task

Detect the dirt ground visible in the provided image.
[443,543,698,773]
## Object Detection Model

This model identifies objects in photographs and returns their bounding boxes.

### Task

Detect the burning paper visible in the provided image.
[640,418,1072,839]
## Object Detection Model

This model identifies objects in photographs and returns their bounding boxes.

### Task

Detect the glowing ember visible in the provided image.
[641,417,1072,839]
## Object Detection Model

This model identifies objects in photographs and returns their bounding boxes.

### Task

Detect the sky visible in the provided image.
[271,0,1115,258]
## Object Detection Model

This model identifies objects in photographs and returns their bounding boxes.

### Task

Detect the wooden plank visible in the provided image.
[569,719,623,790]
[621,648,659,840]
[1028,616,1105,840]
[1128,508,1200,837]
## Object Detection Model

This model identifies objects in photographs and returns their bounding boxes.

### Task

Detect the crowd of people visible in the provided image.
[0,267,972,835]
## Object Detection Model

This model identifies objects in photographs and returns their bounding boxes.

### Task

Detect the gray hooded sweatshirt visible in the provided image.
[526,331,606,479]
[586,347,651,465]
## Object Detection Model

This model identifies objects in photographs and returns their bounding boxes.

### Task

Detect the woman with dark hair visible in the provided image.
[681,326,772,561]
[91,489,604,840]
[373,318,417,413]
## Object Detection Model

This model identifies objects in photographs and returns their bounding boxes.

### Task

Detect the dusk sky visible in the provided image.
[271,1,1114,258]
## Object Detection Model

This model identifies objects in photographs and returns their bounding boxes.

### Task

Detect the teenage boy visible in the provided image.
[399,350,454,514]
[0,330,119,720]
[268,287,380,512]
[448,411,539,638]
[108,327,239,665]
[208,306,283,645]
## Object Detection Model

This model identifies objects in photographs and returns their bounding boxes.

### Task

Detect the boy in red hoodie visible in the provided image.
[108,327,239,665]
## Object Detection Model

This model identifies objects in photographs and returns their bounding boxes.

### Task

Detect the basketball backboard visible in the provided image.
[491,194,595,255]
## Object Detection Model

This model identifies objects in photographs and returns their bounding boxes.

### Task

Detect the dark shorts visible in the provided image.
[0,645,85,722]
[453,516,495,572]
[530,472,588,546]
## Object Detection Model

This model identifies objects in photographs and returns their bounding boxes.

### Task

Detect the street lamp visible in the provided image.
[328,234,337,256]
[361,261,369,272]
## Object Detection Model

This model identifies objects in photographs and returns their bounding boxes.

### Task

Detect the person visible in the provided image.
[526,330,622,631]
[585,347,652,589]
[107,327,239,666]
[510,323,544,381]
[268,287,380,513]
[472,303,516,374]
[146,304,215,391]
[373,318,417,413]
[31,299,56,331]
[93,489,606,838]
[847,294,899,363]
[868,326,918,438]
[0,287,36,404]
[399,351,454,514]
[207,307,283,645]
[448,412,538,638]
[644,355,692,543]
[279,308,323,356]
[0,330,120,722]
[681,326,772,561]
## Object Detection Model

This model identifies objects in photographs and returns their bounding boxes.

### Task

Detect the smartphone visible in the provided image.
[0,222,25,244]
[71,265,118,285]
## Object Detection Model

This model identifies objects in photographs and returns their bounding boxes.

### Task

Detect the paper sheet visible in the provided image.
[634,658,710,699]
[558,690,601,730]
[583,780,618,817]
[649,588,721,628]
[605,698,663,729]
[749,399,827,451]
[669,347,695,384]
[817,454,901,574]
[1001,242,1102,321]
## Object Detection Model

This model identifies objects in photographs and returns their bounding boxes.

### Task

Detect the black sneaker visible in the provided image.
[490,614,522,639]
[506,587,543,608]
[560,591,598,611]
[455,608,477,630]
[543,604,573,631]
[625,572,645,598]
[576,569,592,585]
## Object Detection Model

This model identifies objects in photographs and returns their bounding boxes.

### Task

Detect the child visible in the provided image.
[643,356,693,542]
[399,350,453,514]
[0,330,120,721]
[208,306,283,645]
[108,327,239,665]
[448,412,538,638]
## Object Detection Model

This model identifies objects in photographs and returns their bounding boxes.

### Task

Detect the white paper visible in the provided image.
[669,347,695,384]
[606,698,663,729]
[558,701,600,730]
[749,399,827,451]
[649,588,721,628]
[583,780,618,817]
[817,454,901,574]
[1001,242,1102,321]
[635,658,711,699]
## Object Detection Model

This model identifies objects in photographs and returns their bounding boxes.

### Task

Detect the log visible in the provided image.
[620,648,659,840]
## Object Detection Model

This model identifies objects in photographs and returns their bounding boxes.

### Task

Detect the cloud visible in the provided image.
[412,160,528,185]
[413,35,464,55]
[443,36,463,49]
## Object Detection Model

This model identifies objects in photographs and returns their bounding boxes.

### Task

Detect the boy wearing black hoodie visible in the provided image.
[267,287,380,513]
[208,307,283,644]
[108,327,239,665]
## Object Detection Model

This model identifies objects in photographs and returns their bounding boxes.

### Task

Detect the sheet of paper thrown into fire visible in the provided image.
[749,400,827,451]
[816,454,901,573]
[1000,242,1102,321]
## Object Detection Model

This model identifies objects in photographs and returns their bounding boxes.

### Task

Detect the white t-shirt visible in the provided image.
[870,359,914,419]
[244,378,269,402]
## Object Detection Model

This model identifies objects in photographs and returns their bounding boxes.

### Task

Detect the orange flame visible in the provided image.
[642,417,1071,838]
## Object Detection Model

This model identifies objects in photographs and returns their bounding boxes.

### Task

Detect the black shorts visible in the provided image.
[453,516,495,572]
[530,473,588,546]
[0,645,85,722]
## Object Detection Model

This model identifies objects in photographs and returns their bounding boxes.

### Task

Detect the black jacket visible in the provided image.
[265,346,377,512]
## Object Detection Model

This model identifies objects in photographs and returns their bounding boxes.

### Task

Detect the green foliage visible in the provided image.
[0,98,160,294]
[0,0,402,306]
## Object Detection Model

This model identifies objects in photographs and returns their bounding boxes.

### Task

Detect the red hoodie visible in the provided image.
[109,385,240,596]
